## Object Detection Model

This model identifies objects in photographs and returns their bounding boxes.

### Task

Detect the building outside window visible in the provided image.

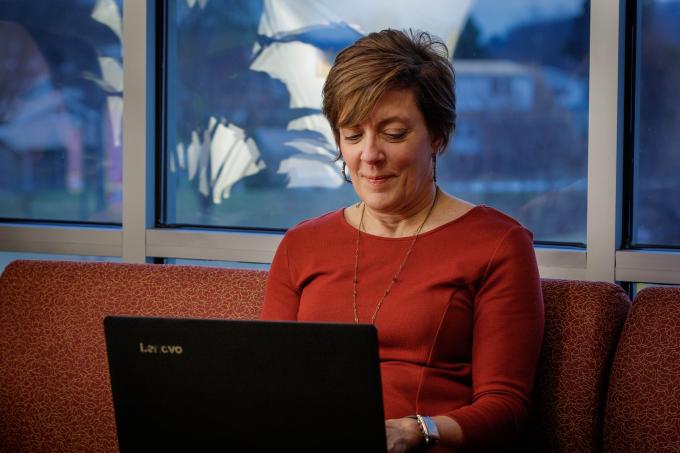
[163,0,590,244]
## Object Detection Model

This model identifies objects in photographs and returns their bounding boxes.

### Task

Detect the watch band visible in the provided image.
[408,414,440,448]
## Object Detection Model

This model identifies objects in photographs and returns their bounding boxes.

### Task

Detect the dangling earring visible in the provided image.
[432,154,437,183]
[342,161,352,183]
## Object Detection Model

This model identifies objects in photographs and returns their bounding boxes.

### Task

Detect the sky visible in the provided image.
[470,0,583,39]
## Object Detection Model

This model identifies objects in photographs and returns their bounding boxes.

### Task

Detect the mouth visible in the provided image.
[363,175,394,185]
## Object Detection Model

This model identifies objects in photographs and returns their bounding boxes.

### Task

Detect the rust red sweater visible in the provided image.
[261,206,544,449]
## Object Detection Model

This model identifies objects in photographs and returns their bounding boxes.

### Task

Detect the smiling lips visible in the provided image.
[363,175,394,185]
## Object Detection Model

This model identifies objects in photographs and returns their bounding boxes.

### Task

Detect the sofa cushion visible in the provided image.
[0,260,266,453]
[522,279,630,453]
[603,286,680,453]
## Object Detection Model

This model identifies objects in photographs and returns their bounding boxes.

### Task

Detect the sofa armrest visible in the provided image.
[522,279,630,452]
[604,286,680,452]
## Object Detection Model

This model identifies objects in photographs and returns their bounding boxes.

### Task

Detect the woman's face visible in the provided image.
[340,89,439,216]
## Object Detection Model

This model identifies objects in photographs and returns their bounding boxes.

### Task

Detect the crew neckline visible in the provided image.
[340,204,487,241]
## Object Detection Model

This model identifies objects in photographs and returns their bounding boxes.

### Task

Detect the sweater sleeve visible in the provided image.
[445,226,544,449]
[260,233,300,321]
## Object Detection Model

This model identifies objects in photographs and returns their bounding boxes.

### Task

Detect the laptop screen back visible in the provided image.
[104,316,386,452]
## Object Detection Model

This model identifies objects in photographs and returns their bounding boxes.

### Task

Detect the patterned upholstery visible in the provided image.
[0,260,267,453]
[603,286,680,453]
[521,279,631,453]
[0,261,642,452]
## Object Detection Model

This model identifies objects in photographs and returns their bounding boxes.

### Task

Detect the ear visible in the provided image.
[430,136,443,153]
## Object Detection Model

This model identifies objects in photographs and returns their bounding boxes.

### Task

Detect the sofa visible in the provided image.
[0,259,678,452]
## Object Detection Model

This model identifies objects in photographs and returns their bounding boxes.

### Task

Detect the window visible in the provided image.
[1,0,678,288]
[162,0,590,244]
[0,0,123,223]
[630,0,680,248]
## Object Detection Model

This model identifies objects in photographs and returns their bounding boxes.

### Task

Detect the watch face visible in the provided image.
[421,415,440,443]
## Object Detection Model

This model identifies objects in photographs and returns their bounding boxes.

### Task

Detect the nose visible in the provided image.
[360,134,384,165]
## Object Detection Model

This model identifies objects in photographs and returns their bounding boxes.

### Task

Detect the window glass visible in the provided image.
[164,0,589,243]
[632,0,680,247]
[0,0,123,223]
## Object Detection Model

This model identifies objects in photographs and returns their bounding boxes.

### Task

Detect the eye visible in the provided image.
[342,132,362,143]
[384,130,408,141]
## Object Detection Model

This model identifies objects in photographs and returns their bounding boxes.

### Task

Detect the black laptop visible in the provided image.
[104,316,387,452]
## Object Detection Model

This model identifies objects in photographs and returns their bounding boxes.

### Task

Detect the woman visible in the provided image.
[261,29,544,452]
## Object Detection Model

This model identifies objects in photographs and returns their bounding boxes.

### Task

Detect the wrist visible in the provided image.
[407,414,440,449]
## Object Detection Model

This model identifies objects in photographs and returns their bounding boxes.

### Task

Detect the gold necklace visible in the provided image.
[353,186,440,324]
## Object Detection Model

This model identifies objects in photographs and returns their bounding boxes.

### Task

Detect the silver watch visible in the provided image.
[409,414,440,447]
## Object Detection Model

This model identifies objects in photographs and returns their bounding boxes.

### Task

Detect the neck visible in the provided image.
[361,185,438,238]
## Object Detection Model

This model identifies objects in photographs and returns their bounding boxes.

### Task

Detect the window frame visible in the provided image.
[1,0,679,285]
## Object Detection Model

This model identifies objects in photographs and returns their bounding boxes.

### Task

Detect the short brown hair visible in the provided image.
[322,29,456,156]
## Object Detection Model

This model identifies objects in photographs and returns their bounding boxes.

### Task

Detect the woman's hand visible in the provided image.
[385,417,423,453]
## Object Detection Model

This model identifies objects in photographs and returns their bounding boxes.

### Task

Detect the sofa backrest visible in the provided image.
[0,260,267,453]
[1,260,639,452]
[523,279,631,453]
[603,286,680,452]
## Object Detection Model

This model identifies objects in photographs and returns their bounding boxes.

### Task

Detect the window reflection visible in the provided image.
[0,0,123,223]
[165,0,589,243]
[633,0,680,247]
